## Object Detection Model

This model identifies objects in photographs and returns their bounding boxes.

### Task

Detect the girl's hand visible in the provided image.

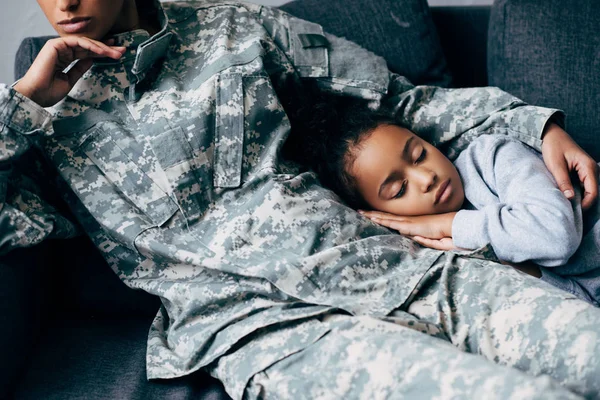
[359,210,456,240]
[13,36,125,107]
[541,123,598,211]
[409,235,457,251]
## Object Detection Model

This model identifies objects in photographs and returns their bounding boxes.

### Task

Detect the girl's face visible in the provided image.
[37,0,139,40]
[350,124,465,216]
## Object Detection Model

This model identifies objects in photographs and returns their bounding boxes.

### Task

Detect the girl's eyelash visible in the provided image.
[394,181,406,199]
[393,147,424,199]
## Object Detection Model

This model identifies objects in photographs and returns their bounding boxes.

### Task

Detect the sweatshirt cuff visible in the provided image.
[0,84,53,136]
[452,209,488,250]
[507,106,564,152]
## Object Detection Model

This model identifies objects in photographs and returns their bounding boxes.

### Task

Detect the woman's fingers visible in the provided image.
[14,36,125,107]
[542,141,575,200]
[59,36,125,61]
[541,123,598,209]
[574,157,599,211]
[551,159,576,199]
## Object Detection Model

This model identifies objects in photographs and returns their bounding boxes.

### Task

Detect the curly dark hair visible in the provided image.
[284,89,399,209]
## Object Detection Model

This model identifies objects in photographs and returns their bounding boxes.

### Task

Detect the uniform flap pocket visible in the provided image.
[52,108,121,139]
[297,33,329,49]
[82,128,179,227]
[214,73,244,188]
[289,17,329,78]
[151,126,199,169]
[150,126,211,224]
[190,42,264,90]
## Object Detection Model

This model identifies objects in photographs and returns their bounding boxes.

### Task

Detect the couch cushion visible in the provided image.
[53,236,161,318]
[0,243,54,397]
[280,0,452,87]
[488,0,600,161]
[431,6,491,88]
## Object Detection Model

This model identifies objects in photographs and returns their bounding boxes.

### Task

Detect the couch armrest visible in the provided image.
[0,243,55,397]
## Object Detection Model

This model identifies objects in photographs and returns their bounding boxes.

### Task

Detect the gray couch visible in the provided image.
[2,0,598,399]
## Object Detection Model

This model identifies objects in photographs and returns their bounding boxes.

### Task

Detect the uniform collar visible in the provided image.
[98,0,173,78]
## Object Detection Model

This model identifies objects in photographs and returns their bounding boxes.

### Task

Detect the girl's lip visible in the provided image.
[434,179,452,204]
[58,17,92,34]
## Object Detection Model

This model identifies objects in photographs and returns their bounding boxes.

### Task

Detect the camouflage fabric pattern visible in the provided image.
[214,254,600,400]
[1,1,599,399]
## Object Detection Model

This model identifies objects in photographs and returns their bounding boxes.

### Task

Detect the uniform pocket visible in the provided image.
[287,16,389,98]
[150,126,212,225]
[289,17,329,79]
[214,73,244,188]
[46,119,179,250]
[81,127,179,228]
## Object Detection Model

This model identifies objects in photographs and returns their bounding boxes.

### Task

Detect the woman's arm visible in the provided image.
[257,6,598,209]
[0,87,83,254]
[0,37,123,254]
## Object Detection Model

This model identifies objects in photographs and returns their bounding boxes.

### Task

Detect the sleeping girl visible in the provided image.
[299,98,600,305]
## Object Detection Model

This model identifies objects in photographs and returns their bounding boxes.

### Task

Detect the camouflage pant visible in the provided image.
[211,253,600,399]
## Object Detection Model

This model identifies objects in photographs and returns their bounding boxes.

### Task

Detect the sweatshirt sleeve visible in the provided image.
[451,136,582,266]
[0,84,79,255]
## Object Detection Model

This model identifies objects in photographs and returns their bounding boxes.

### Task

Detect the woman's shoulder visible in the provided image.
[163,1,263,25]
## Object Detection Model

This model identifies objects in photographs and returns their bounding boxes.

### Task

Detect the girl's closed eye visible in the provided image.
[415,147,427,164]
[393,180,407,199]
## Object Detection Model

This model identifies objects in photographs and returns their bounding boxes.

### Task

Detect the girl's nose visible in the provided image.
[410,167,437,193]
[58,0,80,12]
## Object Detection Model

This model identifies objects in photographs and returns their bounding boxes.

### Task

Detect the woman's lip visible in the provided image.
[58,18,91,34]
[434,179,452,204]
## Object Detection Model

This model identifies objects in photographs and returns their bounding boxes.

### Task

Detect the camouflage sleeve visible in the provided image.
[256,6,563,158]
[382,79,565,160]
[257,6,390,100]
[0,85,79,255]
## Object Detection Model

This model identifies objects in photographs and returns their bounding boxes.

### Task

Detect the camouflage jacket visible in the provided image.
[0,0,561,391]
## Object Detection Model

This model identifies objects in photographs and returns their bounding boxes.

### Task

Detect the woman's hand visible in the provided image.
[541,123,598,211]
[13,36,125,108]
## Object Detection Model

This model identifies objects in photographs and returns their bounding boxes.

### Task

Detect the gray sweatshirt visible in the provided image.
[452,134,583,267]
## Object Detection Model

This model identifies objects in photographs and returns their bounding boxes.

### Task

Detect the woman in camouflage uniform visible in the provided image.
[3,0,600,398]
